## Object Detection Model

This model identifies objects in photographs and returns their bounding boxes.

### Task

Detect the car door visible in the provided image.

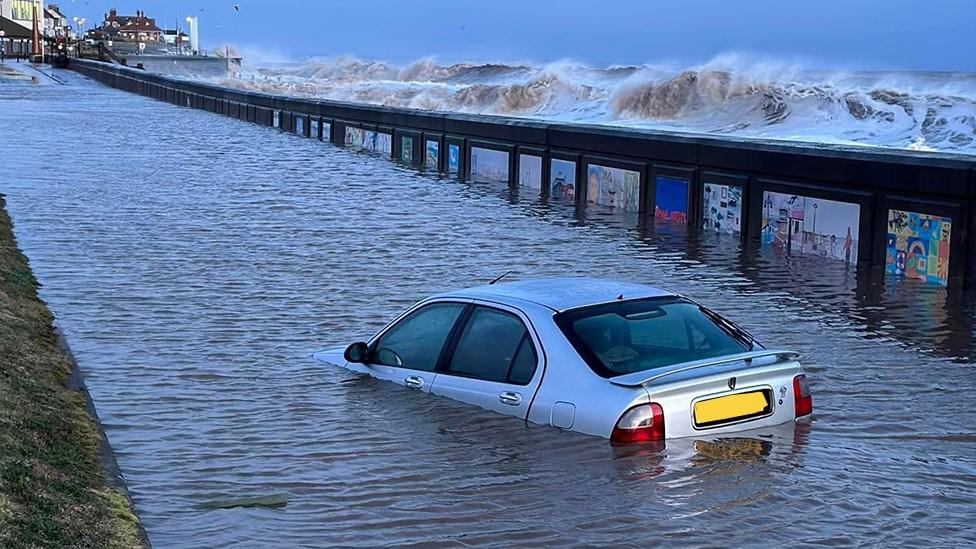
[362,301,468,393]
[430,302,544,419]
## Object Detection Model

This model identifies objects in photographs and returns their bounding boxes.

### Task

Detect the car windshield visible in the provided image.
[555,297,752,377]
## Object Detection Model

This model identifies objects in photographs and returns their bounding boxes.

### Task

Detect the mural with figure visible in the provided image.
[586,164,640,212]
[401,136,414,161]
[702,182,742,234]
[654,176,688,222]
[363,130,378,150]
[425,140,439,168]
[550,159,577,201]
[470,147,509,183]
[886,209,952,286]
[519,155,542,190]
[448,144,461,174]
[761,191,860,265]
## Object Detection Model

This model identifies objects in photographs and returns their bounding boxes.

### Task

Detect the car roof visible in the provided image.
[438,277,676,312]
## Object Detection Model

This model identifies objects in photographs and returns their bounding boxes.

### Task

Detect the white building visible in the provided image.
[0,0,42,33]
[0,0,43,57]
[43,4,67,37]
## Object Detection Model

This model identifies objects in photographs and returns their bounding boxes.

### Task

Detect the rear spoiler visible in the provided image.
[608,349,800,388]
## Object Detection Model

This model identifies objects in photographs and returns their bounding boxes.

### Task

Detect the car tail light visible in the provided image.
[611,403,664,443]
[793,374,813,418]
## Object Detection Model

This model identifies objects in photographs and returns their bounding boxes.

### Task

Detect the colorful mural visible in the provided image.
[345,126,366,148]
[363,130,377,150]
[550,159,577,201]
[401,136,414,161]
[886,209,952,286]
[425,140,440,169]
[702,182,742,234]
[761,191,860,265]
[519,154,542,189]
[470,147,509,183]
[585,164,640,212]
[654,176,688,222]
[448,144,461,174]
[376,132,392,154]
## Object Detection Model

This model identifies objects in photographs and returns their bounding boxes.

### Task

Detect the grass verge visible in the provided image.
[0,195,146,548]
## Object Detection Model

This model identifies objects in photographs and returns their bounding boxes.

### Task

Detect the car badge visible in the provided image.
[728,377,737,390]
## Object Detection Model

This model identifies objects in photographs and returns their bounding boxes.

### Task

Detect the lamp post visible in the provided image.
[812,202,818,253]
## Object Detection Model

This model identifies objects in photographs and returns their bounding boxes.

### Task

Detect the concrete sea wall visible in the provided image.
[69,59,976,288]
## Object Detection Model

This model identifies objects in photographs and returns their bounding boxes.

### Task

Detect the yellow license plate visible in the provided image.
[694,390,770,427]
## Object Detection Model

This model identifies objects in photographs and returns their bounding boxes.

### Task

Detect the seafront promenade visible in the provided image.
[69,58,976,289]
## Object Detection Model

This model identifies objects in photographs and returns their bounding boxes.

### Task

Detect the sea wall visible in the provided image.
[69,59,976,288]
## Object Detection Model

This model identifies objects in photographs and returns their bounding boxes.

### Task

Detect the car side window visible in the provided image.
[448,307,538,385]
[372,302,466,371]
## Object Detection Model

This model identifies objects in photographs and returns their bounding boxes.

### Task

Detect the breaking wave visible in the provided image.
[205,54,976,154]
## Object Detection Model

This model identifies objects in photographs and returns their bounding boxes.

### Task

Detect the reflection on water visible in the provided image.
[2,72,975,548]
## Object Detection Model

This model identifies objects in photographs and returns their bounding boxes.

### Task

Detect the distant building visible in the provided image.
[163,28,189,48]
[44,4,68,36]
[94,8,164,43]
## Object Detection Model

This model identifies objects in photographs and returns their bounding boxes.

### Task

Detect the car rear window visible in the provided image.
[555,297,750,378]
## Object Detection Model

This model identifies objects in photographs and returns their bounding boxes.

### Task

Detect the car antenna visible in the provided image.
[488,270,514,285]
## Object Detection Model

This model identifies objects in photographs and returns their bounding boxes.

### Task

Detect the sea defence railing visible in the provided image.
[69,58,976,289]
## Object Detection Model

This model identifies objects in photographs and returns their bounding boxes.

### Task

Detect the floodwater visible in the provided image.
[2,71,975,548]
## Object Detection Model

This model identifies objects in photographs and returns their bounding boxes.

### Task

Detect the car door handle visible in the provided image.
[404,375,424,389]
[499,391,522,406]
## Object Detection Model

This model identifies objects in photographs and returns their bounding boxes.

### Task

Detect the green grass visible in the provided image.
[0,196,145,548]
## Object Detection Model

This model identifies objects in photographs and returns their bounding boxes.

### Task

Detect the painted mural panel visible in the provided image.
[376,132,392,154]
[470,147,510,183]
[761,191,860,265]
[448,144,461,174]
[886,209,952,286]
[345,126,366,148]
[519,154,543,190]
[311,119,320,139]
[702,182,742,234]
[296,116,305,135]
[363,130,377,150]
[322,122,332,142]
[654,176,688,222]
[425,140,440,169]
[550,159,577,201]
[401,136,414,161]
[585,164,640,212]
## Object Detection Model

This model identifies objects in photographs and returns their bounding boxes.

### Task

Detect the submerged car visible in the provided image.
[313,278,812,443]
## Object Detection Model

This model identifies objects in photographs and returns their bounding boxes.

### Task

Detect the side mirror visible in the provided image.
[343,342,369,364]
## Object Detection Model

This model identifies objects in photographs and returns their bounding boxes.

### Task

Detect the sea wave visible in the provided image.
[204,53,976,154]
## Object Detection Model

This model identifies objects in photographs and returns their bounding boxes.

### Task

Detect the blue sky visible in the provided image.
[65,0,975,70]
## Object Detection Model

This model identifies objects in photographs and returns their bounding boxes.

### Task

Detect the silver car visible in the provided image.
[313,278,812,442]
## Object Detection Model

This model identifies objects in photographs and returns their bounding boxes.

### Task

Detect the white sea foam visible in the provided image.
[201,52,976,154]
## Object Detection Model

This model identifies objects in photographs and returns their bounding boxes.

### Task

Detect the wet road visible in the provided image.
[2,71,975,547]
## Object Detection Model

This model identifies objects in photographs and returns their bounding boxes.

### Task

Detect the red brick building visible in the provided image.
[96,9,163,42]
